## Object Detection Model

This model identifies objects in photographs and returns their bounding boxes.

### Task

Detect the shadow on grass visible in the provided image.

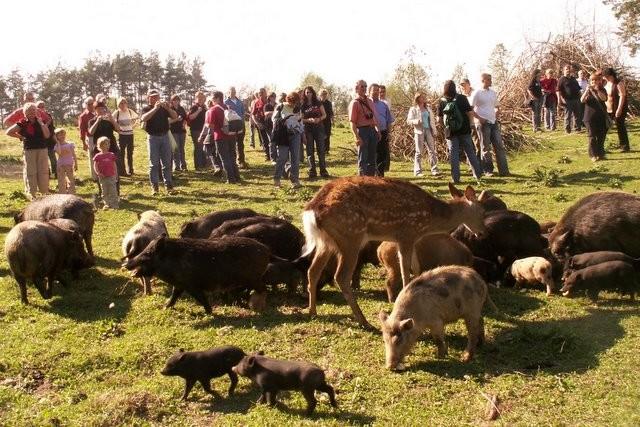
[410,306,637,379]
[562,171,634,185]
[203,387,375,424]
[41,267,133,322]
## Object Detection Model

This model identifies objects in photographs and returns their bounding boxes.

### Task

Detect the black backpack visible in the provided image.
[271,105,293,146]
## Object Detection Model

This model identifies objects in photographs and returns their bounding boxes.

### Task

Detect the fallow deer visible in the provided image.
[301,177,486,329]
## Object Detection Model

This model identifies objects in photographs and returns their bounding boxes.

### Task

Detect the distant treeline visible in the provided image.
[0,51,208,125]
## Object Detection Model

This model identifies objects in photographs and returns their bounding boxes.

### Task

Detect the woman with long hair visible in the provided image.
[301,86,329,179]
[603,67,630,152]
[527,69,543,132]
[540,68,558,130]
[581,71,609,162]
[437,80,482,183]
[407,92,440,176]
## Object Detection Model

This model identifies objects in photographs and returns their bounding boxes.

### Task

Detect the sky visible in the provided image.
[4,0,638,93]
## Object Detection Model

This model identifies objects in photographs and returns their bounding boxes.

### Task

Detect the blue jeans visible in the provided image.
[215,138,240,183]
[190,127,207,170]
[305,125,327,176]
[172,131,187,171]
[356,126,378,176]
[544,98,557,130]
[476,122,509,175]
[447,133,482,183]
[274,133,301,183]
[147,133,173,189]
[563,99,582,132]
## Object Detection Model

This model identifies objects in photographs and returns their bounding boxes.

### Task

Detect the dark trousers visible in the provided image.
[47,146,57,179]
[235,129,246,163]
[215,139,240,183]
[257,127,272,160]
[118,134,134,174]
[323,120,332,152]
[610,113,630,150]
[190,127,207,170]
[585,121,606,159]
[376,129,390,176]
[564,99,582,132]
[304,125,327,177]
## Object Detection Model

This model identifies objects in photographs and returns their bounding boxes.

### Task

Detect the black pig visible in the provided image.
[560,260,638,301]
[178,208,261,239]
[232,353,337,415]
[161,346,246,400]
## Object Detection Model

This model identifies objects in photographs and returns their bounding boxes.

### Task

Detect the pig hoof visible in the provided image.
[392,363,407,371]
[562,291,570,297]
[461,352,473,363]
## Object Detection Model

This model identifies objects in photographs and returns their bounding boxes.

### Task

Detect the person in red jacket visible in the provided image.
[207,91,241,184]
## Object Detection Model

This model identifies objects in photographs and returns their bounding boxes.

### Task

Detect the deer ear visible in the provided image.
[399,318,414,331]
[378,310,389,324]
[464,186,477,201]
[448,182,464,199]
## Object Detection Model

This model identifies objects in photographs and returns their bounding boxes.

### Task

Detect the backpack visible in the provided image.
[271,105,295,146]
[441,96,464,134]
[223,109,244,134]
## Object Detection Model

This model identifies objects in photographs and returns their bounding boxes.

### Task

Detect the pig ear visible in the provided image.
[247,356,256,367]
[464,186,477,202]
[448,182,464,199]
[378,310,389,324]
[399,318,414,331]
[137,211,142,220]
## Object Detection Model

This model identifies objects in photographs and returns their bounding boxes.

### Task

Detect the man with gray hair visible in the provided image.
[78,96,96,178]
[470,73,509,176]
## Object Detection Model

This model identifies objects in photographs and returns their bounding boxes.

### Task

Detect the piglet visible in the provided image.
[232,354,337,415]
[161,346,246,400]
[560,260,638,301]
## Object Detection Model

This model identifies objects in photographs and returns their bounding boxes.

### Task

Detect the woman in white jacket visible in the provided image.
[406,92,440,176]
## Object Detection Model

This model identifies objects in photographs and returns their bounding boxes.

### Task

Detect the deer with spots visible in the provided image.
[302,177,486,329]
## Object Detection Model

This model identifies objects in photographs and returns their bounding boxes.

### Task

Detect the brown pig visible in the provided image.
[379,266,496,370]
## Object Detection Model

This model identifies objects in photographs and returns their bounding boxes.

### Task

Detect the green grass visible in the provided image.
[0,121,639,426]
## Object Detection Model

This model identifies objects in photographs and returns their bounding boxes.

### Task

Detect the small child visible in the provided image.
[93,136,119,209]
[53,128,77,194]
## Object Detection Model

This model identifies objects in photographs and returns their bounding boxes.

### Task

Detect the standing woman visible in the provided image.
[319,89,333,153]
[407,92,440,176]
[169,94,188,171]
[6,103,51,198]
[114,97,138,175]
[581,71,609,162]
[88,102,121,196]
[273,91,304,189]
[540,69,558,131]
[301,86,329,179]
[437,80,482,184]
[527,69,544,132]
[603,67,630,152]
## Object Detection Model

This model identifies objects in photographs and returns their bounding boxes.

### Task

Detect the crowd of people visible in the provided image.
[3,65,631,205]
[528,66,630,161]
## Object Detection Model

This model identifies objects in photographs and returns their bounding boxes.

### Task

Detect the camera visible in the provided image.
[364,112,373,120]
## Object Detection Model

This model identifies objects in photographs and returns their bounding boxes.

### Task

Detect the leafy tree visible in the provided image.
[5,69,25,110]
[488,43,510,92]
[299,72,326,90]
[386,47,432,106]
[451,64,467,87]
[604,0,640,55]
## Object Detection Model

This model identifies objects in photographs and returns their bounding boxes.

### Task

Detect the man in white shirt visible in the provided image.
[470,73,510,176]
[577,70,589,129]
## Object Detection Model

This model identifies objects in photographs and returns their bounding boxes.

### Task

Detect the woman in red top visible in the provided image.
[301,86,329,179]
[540,69,558,131]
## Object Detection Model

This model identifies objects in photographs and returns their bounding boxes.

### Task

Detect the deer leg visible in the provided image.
[397,241,415,287]
[335,252,372,329]
[307,248,333,316]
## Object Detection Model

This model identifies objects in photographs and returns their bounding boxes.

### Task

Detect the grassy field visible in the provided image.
[0,120,639,426]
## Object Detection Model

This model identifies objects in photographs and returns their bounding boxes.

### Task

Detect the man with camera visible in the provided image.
[140,89,178,195]
[348,79,381,176]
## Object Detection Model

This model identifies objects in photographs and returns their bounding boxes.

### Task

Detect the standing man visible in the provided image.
[369,83,394,176]
[208,91,241,184]
[248,91,259,149]
[35,101,57,179]
[470,73,510,177]
[556,65,582,133]
[319,89,333,153]
[187,91,207,170]
[379,85,391,109]
[577,70,589,130]
[225,86,248,168]
[140,89,177,195]
[348,80,380,176]
[459,78,474,98]
[252,88,273,162]
[78,96,96,178]
[4,92,44,127]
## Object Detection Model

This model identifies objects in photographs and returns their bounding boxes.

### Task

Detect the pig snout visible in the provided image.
[231,365,238,374]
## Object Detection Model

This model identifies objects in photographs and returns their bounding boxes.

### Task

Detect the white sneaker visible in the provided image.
[415,172,424,177]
